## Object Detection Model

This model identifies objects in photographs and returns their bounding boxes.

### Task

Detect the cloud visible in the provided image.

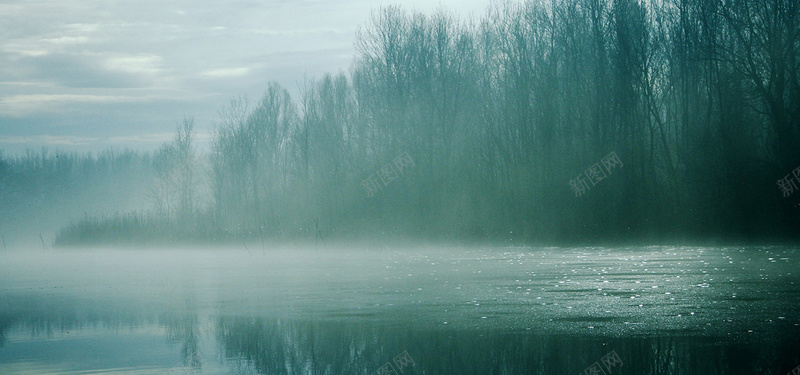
[0,0,494,154]
[0,93,168,117]
[103,54,164,76]
[13,53,152,89]
[0,133,178,147]
[245,27,350,37]
[107,133,177,144]
[42,36,90,45]
[0,135,101,146]
[201,67,252,78]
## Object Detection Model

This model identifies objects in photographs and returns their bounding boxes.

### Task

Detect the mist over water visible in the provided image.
[1,246,799,374]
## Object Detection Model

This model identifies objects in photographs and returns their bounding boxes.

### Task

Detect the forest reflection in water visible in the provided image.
[1,298,799,375]
[1,246,799,374]
[214,315,800,375]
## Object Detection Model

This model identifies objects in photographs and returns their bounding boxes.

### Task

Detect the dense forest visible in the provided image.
[2,0,799,247]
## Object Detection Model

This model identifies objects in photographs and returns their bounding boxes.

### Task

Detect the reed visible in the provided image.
[39,233,49,251]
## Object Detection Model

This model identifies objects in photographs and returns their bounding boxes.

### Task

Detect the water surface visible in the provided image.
[1,246,799,374]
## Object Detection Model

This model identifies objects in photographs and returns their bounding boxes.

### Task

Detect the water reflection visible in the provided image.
[0,293,154,340]
[162,313,204,373]
[215,316,800,375]
[2,245,800,374]
[0,320,9,348]
[1,295,800,374]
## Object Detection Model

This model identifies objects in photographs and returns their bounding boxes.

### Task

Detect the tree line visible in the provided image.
[5,0,797,247]
[0,149,153,248]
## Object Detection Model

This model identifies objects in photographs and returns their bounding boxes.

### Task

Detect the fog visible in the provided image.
[2,246,799,373]
[1,0,800,373]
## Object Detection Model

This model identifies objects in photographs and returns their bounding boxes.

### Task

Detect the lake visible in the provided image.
[1,245,799,374]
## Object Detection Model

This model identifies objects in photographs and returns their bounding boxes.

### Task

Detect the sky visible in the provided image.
[0,0,492,155]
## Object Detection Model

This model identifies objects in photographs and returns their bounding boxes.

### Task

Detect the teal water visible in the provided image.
[1,246,799,374]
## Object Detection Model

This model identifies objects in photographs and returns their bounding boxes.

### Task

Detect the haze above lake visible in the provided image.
[1,245,799,374]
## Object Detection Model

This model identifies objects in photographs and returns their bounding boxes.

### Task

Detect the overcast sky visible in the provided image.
[0,0,492,155]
